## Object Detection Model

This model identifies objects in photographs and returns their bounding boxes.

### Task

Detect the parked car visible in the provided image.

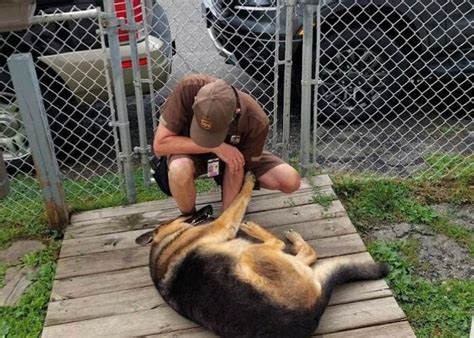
[0,0,172,171]
[202,0,473,120]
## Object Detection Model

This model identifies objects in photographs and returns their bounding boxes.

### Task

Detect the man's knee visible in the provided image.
[258,164,301,193]
[168,156,194,186]
[279,167,301,193]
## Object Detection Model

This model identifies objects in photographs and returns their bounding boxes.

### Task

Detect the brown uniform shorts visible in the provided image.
[169,150,285,182]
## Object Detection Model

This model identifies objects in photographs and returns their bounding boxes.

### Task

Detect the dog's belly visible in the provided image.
[157,248,319,338]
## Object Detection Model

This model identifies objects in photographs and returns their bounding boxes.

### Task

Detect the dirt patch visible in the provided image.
[432,204,474,231]
[0,240,45,265]
[368,205,473,281]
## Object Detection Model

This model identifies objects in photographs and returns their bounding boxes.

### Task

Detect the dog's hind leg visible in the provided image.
[285,230,317,266]
[240,221,285,250]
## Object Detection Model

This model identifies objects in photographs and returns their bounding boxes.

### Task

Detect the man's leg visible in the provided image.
[168,155,197,215]
[257,163,301,193]
[221,164,244,211]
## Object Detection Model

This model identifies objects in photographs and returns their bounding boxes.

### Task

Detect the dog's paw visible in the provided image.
[245,171,256,183]
[284,229,303,243]
[240,221,255,233]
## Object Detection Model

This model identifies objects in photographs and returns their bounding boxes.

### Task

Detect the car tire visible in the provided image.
[1,65,96,175]
[0,92,34,174]
[317,28,408,121]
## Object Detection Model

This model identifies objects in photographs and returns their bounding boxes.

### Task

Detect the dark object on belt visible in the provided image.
[149,155,172,197]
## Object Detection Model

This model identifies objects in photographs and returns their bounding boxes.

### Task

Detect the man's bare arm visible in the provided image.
[153,124,244,174]
[153,123,211,156]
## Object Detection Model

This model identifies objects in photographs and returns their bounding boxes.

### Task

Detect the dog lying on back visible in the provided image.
[136,172,388,337]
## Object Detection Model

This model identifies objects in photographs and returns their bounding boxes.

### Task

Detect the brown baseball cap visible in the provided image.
[191,80,237,148]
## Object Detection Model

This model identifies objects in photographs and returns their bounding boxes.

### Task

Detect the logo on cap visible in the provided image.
[200,118,212,130]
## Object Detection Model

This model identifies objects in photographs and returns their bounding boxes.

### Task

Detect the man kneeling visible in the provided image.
[152,73,301,214]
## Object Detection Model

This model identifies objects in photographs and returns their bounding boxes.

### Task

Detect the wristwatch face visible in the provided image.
[230,135,241,145]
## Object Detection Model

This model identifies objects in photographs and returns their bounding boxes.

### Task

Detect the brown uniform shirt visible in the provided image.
[160,74,269,163]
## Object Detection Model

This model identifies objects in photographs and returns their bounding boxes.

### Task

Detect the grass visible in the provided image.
[369,240,473,337]
[333,176,437,228]
[0,242,60,338]
[0,168,216,337]
[333,175,473,254]
[333,162,473,337]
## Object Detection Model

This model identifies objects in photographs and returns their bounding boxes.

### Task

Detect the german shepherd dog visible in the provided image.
[136,172,388,337]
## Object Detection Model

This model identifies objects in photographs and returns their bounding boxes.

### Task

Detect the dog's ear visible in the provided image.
[135,230,155,245]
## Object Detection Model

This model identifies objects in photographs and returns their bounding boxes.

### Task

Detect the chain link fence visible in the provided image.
[301,0,472,178]
[1,5,121,224]
[0,0,472,227]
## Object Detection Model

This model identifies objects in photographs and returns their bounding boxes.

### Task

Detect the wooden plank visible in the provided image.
[45,286,160,326]
[314,297,406,334]
[148,320,415,338]
[55,225,362,280]
[65,187,336,239]
[247,200,347,229]
[327,279,391,306]
[41,307,196,338]
[60,229,149,259]
[51,266,151,300]
[41,296,404,337]
[307,234,366,258]
[269,216,355,241]
[60,215,355,259]
[148,327,219,337]
[55,247,148,279]
[313,321,415,337]
[45,277,390,326]
[70,176,331,223]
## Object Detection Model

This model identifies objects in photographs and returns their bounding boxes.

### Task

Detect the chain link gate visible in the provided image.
[0,5,127,226]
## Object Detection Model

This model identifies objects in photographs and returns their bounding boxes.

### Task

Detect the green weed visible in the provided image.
[421,153,473,182]
[284,197,296,207]
[0,264,6,288]
[308,177,333,210]
[310,193,333,210]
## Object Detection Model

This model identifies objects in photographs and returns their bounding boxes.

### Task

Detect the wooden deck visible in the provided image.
[41,175,415,337]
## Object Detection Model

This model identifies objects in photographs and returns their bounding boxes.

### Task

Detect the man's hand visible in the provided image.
[213,143,245,174]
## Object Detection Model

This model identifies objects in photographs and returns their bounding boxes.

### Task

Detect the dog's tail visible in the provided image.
[312,254,389,314]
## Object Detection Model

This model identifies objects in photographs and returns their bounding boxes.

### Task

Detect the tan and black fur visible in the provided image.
[136,172,388,338]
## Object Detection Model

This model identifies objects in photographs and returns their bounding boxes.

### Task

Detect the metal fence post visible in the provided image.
[300,0,315,175]
[312,2,321,167]
[281,0,295,162]
[124,0,151,187]
[0,150,9,199]
[102,0,137,204]
[7,53,69,230]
